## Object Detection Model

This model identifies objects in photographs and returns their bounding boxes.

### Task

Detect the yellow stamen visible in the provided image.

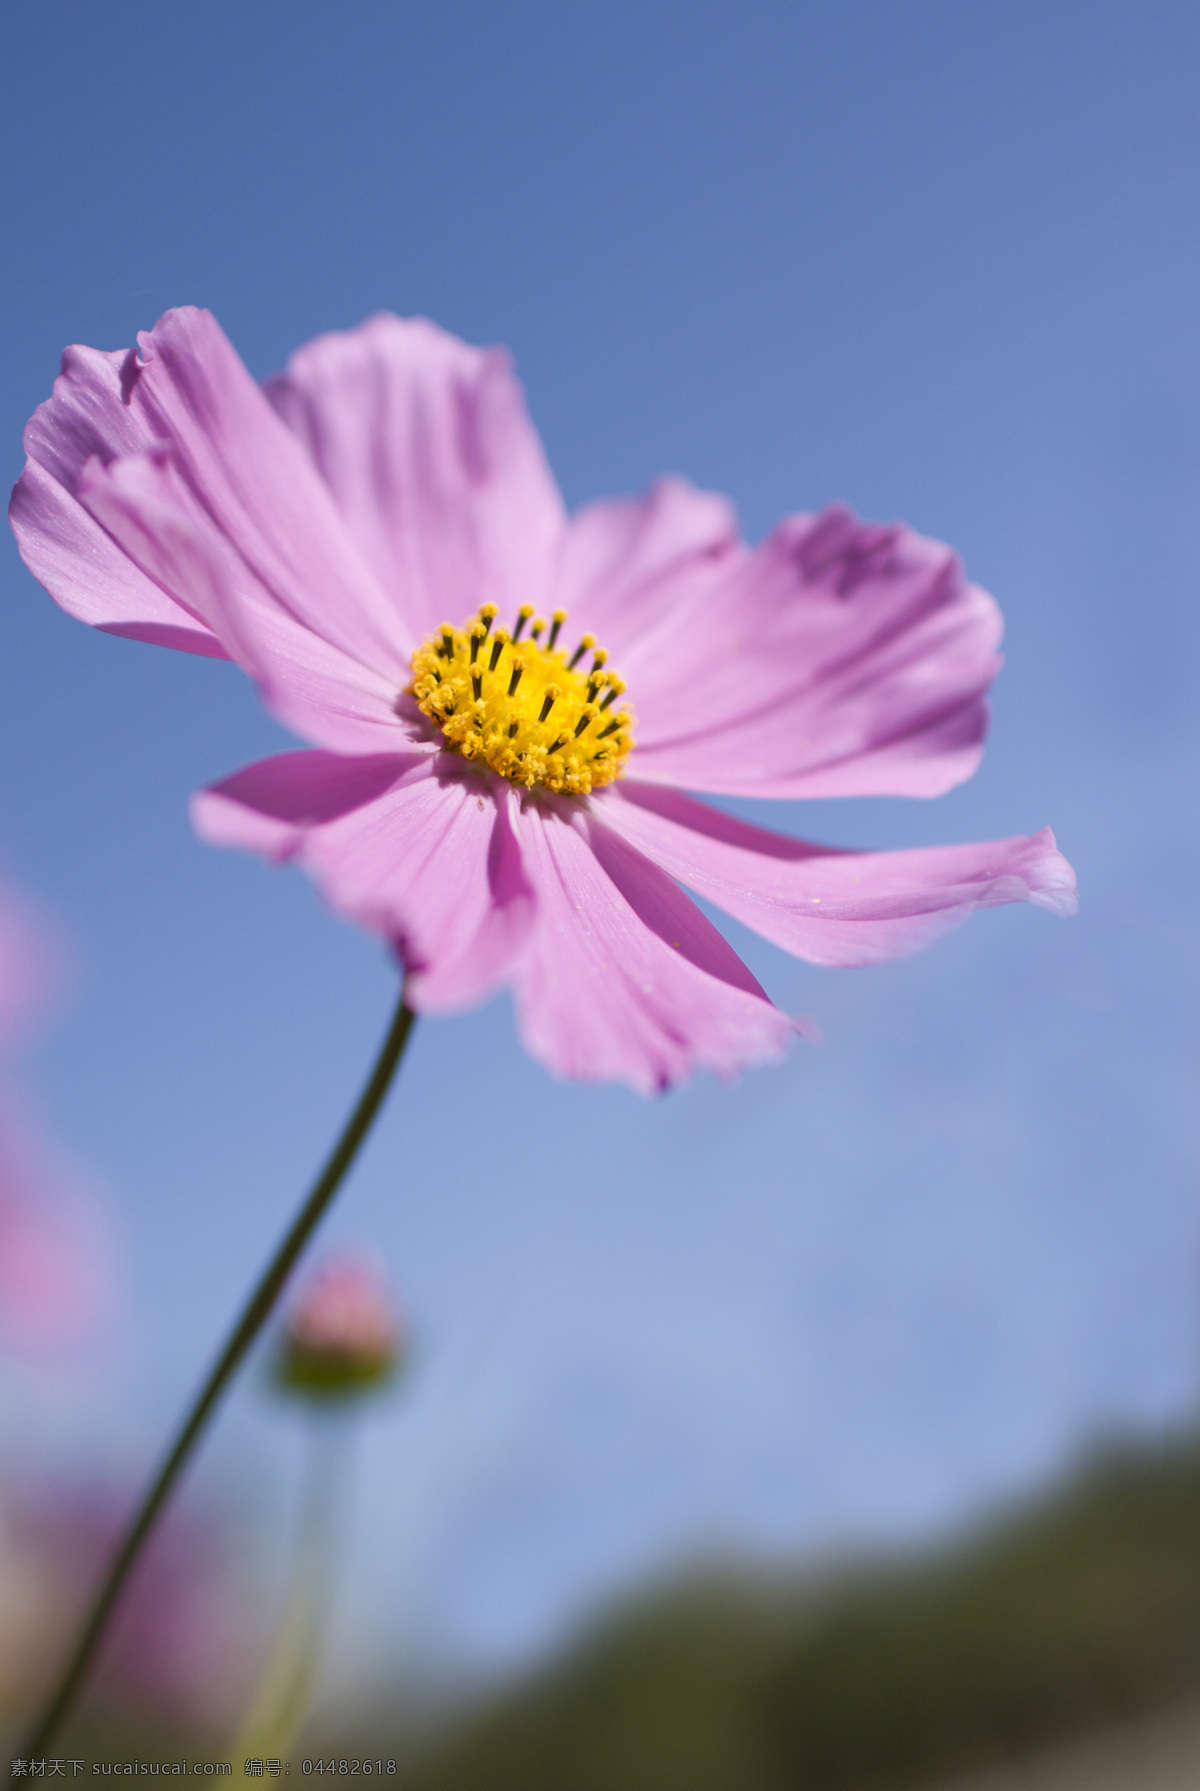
[409,608,635,795]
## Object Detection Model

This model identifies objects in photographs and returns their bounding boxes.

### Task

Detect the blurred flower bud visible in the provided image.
[275,1256,403,1400]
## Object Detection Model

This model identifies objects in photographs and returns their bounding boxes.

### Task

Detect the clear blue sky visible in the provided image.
[2,0,1199,1676]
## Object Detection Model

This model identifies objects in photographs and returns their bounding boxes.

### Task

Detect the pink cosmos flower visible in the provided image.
[10,309,1076,1092]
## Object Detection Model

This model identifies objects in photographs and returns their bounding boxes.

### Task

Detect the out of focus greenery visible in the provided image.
[35,1429,1200,1783]
[340,1429,1200,1791]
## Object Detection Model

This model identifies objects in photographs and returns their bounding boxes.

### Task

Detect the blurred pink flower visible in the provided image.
[11,309,1076,1091]
[0,1478,249,1731]
[277,1254,403,1397]
[0,1107,106,1354]
[0,885,106,1354]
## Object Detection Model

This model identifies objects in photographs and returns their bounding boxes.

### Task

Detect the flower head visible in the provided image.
[276,1254,403,1399]
[409,603,634,795]
[10,309,1077,1091]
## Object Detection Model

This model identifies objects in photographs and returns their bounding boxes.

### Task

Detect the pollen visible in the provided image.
[409,606,635,795]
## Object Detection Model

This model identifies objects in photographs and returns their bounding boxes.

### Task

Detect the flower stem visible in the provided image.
[22,987,418,1758]
[232,1413,351,1756]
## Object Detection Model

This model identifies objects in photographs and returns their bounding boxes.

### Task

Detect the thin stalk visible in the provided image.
[23,988,417,1758]
[232,1413,352,1756]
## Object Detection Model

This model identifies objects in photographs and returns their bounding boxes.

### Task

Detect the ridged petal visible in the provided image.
[10,343,228,657]
[192,752,533,1014]
[12,308,418,701]
[602,782,1078,966]
[555,475,740,653]
[77,446,404,754]
[266,312,566,647]
[509,800,796,1093]
[620,504,1002,800]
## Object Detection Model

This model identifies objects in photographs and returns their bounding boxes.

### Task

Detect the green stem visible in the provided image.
[22,988,417,1759]
[232,1414,351,1756]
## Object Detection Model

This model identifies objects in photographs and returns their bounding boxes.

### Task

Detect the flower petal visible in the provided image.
[127,308,414,678]
[78,445,406,754]
[625,505,1002,799]
[192,752,534,1013]
[508,799,795,1092]
[602,782,1078,967]
[10,343,228,657]
[11,309,420,699]
[265,313,566,646]
[555,475,741,657]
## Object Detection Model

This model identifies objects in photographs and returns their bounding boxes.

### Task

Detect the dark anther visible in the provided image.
[489,639,504,673]
[598,719,621,739]
[512,608,532,642]
[573,713,593,737]
[548,614,565,651]
[538,692,557,723]
[548,735,567,754]
[472,672,482,701]
[599,686,619,711]
[508,721,519,737]
[568,643,587,670]
[508,665,523,696]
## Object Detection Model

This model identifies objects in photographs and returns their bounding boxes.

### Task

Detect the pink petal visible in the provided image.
[624,505,1002,800]
[78,446,407,755]
[602,782,1078,967]
[10,344,227,657]
[127,309,414,678]
[509,800,795,1093]
[193,753,533,1014]
[11,309,420,706]
[191,749,414,858]
[555,475,741,656]
[265,313,566,646]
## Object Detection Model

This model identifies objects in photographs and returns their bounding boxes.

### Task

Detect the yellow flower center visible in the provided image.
[409,605,635,795]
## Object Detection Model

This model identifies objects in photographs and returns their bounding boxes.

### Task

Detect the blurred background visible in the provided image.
[2,0,1200,1778]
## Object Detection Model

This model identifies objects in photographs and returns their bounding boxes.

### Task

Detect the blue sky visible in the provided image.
[2,0,1200,1677]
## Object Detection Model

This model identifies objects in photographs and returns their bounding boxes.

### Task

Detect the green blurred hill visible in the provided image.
[374,1430,1200,1791]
